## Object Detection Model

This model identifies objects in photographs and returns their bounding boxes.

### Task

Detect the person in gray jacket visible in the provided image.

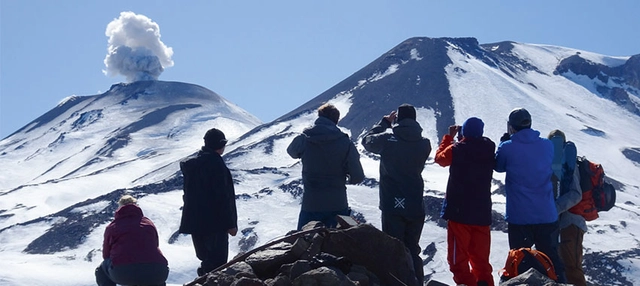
[361,104,432,284]
[550,130,587,286]
[287,103,365,230]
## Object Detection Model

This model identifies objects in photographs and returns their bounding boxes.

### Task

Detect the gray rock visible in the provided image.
[291,266,356,286]
[500,268,569,286]
[245,242,298,279]
[265,274,292,286]
[321,224,419,286]
[231,276,266,286]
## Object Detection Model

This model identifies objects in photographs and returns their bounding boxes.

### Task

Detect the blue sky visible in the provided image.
[1,0,639,139]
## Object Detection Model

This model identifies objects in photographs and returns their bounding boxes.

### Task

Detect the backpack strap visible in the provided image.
[529,249,558,281]
[563,141,577,172]
[550,136,566,182]
[577,156,594,192]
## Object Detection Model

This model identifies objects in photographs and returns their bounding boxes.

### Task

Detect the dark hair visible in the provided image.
[318,103,340,124]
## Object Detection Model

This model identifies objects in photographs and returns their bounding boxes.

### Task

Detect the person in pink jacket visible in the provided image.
[95,195,169,286]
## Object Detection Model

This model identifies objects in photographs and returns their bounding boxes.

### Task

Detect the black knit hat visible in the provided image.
[204,128,227,150]
[508,108,532,130]
[397,104,416,122]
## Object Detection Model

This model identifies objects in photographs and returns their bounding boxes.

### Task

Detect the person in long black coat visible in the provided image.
[179,128,238,277]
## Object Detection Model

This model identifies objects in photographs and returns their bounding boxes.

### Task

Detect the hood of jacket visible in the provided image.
[303,116,349,143]
[510,128,542,144]
[114,204,143,220]
[392,119,424,142]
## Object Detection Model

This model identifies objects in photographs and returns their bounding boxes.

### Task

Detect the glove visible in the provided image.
[500,133,511,142]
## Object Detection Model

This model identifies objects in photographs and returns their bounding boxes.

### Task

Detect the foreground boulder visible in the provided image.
[185,223,419,286]
[499,268,571,286]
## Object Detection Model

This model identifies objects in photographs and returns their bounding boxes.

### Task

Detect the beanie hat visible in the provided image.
[204,128,228,150]
[397,104,416,122]
[508,108,532,130]
[461,117,484,138]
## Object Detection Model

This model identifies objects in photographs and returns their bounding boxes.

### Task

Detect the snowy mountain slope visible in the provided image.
[1,37,639,286]
[0,80,261,231]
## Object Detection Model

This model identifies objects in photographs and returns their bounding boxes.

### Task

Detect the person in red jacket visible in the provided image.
[95,195,169,286]
[435,117,496,286]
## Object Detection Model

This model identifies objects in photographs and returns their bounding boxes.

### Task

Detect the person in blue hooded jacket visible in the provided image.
[494,108,566,283]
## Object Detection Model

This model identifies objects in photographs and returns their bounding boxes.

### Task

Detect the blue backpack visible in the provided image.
[550,136,577,198]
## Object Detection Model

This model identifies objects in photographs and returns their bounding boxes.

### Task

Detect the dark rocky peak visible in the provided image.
[480,41,546,77]
[481,41,517,54]
[620,54,640,89]
[277,37,456,140]
[554,54,608,80]
[555,53,640,116]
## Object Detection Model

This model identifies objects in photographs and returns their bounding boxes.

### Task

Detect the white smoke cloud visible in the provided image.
[103,11,174,82]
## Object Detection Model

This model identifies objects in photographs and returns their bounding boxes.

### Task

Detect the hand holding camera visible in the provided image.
[448,125,461,137]
[384,110,397,124]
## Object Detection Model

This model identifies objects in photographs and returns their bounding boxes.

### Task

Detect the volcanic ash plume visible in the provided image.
[103,11,174,82]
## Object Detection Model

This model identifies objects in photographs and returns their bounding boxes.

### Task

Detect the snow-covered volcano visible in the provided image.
[0,80,260,231]
[1,37,639,286]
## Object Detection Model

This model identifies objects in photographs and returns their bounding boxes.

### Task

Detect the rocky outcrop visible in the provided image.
[555,53,640,116]
[185,223,419,286]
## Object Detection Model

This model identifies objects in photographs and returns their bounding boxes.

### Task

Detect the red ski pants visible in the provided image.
[447,220,494,286]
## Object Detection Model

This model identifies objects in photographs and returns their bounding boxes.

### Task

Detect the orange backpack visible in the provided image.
[499,248,558,281]
[569,156,616,221]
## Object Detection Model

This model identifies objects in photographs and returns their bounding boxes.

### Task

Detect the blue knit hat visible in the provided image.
[461,117,484,138]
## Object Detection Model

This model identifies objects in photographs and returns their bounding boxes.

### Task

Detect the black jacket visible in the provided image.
[179,147,238,234]
[362,118,432,218]
[287,116,365,212]
[439,136,495,225]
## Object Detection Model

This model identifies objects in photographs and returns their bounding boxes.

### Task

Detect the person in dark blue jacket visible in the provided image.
[435,117,495,286]
[179,128,238,277]
[287,103,365,230]
[494,108,566,283]
[362,104,431,285]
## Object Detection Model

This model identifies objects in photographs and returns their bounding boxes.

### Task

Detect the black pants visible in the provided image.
[381,212,425,284]
[508,221,567,283]
[95,258,168,286]
[192,231,229,276]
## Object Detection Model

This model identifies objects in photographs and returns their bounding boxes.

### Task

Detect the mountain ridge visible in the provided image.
[1,37,639,285]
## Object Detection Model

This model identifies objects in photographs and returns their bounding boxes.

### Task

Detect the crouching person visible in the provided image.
[95,195,169,286]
